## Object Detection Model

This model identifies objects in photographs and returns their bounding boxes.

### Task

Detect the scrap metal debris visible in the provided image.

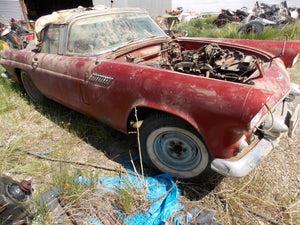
[0,18,33,50]
[166,208,221,225]
[213,9,249,28]
[239,1,296,34]
[0,176,33,224]
[34,184,78,225]
[190,209,221,225]
[155,7,197,37]
[0,176,78,225]
[213,1,299,34]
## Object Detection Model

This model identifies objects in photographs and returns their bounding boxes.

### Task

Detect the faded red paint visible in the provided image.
[1,35,299,160]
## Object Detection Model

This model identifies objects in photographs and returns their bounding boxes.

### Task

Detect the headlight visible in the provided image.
[250,108,263,129]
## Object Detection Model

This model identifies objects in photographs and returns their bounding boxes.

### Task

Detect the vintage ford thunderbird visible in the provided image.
[1,6,300,179]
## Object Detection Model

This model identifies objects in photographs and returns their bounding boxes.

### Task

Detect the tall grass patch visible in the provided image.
[180,17,300,41]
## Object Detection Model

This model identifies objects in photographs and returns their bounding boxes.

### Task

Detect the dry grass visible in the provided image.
[179,63,300,225]
[0,78,130,223]
[0,63,300,224]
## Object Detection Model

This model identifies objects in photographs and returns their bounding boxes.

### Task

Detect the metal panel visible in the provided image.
[0,0,24,24]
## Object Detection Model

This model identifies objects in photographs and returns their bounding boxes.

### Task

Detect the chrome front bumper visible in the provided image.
[211,84,300,177]
[211,137,275,177]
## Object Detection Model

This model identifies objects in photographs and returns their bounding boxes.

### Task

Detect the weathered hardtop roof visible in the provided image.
[35,5,146,40]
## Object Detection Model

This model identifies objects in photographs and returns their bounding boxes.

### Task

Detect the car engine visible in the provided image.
[144,42,262,84]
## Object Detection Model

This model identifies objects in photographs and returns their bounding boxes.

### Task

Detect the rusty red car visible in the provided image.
[1,6,300,180]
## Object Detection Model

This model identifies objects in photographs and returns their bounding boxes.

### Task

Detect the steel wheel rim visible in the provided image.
[153,131,202,171]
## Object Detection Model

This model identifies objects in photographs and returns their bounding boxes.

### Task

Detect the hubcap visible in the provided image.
[153,131,201,171]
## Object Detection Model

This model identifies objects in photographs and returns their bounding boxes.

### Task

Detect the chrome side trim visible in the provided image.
[89,73,113,86]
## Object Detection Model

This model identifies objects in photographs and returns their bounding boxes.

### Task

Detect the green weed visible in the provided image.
[0,79,17,114]
[180,17,300,41]
[117,182,147,216]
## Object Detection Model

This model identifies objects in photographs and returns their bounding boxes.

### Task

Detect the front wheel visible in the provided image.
[20,70,44,103]
[140,114,210,179]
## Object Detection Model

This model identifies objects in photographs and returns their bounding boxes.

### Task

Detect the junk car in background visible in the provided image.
[1,6,300,180]
[214,1,299,34]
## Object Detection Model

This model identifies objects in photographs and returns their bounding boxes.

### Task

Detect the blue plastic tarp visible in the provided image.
[74,173,184,225]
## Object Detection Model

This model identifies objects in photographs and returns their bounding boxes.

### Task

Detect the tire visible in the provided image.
[236,9,249,18]
[213,14,235,28]
[238,21,265,35]
[218,13,235,21]
[140,114,211,180]
[20,70,44,103]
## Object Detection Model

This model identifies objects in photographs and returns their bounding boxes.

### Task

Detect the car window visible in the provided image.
[67,13,167,55]
[41,25,65,54]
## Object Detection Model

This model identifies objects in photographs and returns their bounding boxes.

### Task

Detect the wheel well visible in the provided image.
[127,107,198,134]
[14,68,22,84]
[127,107,159,131]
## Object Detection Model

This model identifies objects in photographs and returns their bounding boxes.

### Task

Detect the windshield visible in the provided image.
[67,13,167,55]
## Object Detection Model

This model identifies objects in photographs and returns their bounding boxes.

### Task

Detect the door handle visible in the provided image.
[31,57,39,69]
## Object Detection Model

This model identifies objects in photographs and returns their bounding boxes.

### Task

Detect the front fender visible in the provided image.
[241,87,272,129]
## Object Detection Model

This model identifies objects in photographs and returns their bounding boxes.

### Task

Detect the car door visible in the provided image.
[29,24,92,109]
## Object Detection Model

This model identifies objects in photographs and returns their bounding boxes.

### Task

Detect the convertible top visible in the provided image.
[34,5,146,42]
[35,5,107,40]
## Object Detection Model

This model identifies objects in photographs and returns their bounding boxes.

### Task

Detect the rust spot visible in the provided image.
[19,180,32,192]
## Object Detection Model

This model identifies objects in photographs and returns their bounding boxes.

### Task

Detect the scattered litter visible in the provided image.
[191,209,220,225]
[37,151,53,155]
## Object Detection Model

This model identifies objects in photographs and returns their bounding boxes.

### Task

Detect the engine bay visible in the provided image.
[124,41,264,84]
